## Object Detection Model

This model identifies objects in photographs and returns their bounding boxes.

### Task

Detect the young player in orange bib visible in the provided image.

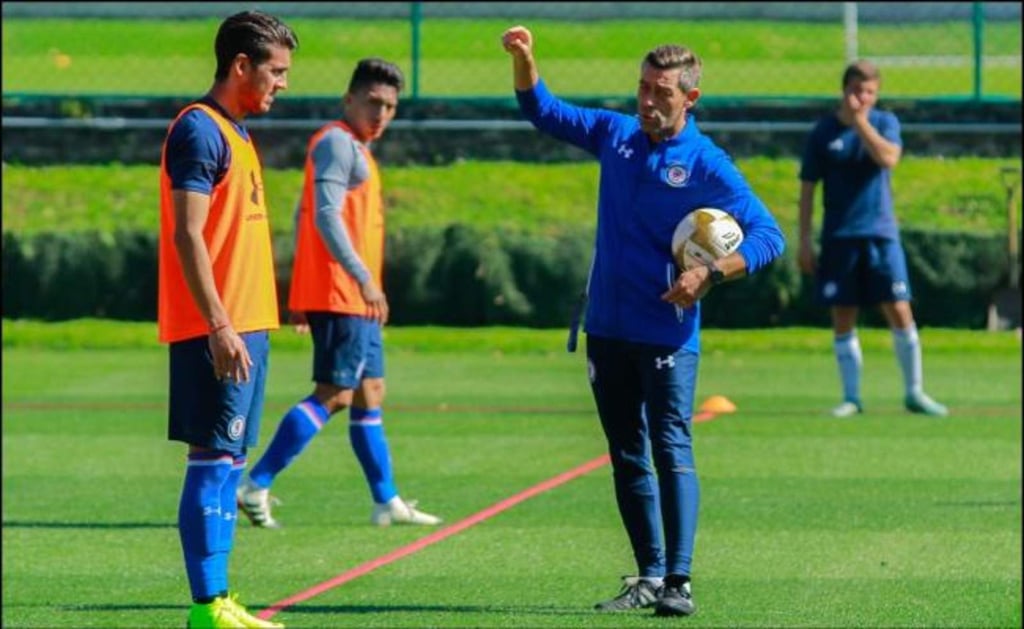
[158,10,297,628]
[237,58,442,530]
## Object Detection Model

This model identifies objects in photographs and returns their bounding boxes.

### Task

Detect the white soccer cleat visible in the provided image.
[831,401,862,418]
[371,497,442,526]
[905,391,948,417]
[236,477,282,529]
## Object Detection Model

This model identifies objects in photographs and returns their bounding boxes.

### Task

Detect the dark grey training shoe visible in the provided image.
[654,577,696,617]
[594,576,663,611]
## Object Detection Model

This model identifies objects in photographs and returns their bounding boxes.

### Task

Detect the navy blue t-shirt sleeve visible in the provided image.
[799,118,825,183]
[164,109,229,194]
[876,110,902,146]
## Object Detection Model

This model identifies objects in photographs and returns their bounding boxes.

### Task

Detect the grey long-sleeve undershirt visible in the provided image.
[292,126,372,286]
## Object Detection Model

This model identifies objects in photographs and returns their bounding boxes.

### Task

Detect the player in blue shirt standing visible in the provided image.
[798,60,948,418]
[502,25,785,617]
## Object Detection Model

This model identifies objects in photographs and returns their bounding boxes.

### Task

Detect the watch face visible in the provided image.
[709,265,724,284]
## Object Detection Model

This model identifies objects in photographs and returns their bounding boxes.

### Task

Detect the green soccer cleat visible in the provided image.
[905,392,948,416]
[221,593,283,629]
[186,597,246,629]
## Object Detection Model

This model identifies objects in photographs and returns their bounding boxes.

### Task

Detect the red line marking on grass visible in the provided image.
[256,409,719,620]
[257,453,611,619]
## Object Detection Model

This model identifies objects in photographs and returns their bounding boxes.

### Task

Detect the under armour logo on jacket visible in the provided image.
[654,355,675,370]
[617,144,634,159]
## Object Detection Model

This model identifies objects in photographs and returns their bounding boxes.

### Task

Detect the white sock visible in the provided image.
[834,331,863,404]
[892,325,923,396]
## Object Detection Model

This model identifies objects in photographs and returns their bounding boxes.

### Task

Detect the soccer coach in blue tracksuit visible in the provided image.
[502,26,785,617]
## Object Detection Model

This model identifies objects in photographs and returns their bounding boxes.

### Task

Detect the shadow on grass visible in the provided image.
[51,603,584,616]
[52,604,186,611]
[3,520,175,529]
[278,603,585,616]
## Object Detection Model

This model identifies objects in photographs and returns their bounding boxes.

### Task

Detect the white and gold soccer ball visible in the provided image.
[671,208,744,270]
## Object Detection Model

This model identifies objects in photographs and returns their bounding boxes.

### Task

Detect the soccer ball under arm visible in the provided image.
[671,208,744,270]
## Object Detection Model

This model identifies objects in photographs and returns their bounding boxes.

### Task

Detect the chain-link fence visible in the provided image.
[2,2,1020,103]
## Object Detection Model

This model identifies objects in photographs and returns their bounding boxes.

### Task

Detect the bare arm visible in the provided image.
[501,25,539,90]
[848,93,901,169]
[172,190,228,329]
[289,200,310,332]
[172,189,252,382]
[852,116,901,169]
[659,252,747,309]
[711,251,747,280]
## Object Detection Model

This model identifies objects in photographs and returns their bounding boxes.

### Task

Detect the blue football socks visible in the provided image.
[249,395,330,488]
[213,455,244,579]
[349,407,398,504]
[179,451,232,601]
[892,325,923,396]
[833,331,863,405]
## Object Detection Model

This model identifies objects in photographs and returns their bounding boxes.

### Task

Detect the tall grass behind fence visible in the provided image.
[1,2,1020,102]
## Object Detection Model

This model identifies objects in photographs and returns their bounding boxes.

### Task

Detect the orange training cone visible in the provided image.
[699,395,737,414]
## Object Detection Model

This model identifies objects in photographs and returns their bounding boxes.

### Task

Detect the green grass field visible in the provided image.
[2,18,1020,99]
[2,321,1021,627]
[3,157,1020,238]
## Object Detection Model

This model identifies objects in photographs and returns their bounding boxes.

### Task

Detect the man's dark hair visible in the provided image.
[643,45,702,92]
[214,10,298,81]
[348,58,405,94]
[842,59,881,88]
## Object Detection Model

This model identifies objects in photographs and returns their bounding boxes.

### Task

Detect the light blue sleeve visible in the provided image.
[309,128,372,285]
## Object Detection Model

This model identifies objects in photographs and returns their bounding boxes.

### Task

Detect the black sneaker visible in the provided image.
[594,576,663,611]
[654,576,696,617]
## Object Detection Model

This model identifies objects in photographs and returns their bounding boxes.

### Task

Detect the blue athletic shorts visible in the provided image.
[307,312,384,388]
[816,237,912,307]
[167,331,269,454]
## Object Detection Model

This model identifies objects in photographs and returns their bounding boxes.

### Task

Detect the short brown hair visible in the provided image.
[642,45,702,92]
[842,60,881,88]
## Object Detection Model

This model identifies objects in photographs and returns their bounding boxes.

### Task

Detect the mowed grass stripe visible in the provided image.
[2,326,1020,627]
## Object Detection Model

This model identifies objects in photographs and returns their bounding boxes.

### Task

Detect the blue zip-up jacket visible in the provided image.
[517,79,786,352]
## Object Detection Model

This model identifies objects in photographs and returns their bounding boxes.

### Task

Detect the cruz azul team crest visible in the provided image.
[228,415,246,440]
[665,164,689,187]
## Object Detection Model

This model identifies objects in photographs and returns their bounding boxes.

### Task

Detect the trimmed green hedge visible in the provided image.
[2,226,1014,328]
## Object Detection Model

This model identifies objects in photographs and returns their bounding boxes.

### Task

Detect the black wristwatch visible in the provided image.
[706,262,725,286]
